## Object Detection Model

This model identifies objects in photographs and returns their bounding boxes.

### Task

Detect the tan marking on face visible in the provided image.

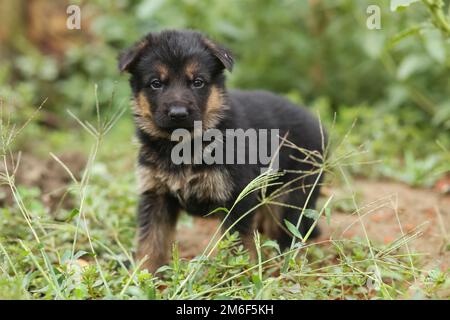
[185,61,199,80]
[155,64,169,81]
[203,86,228,129]
[132,93,170,139]
[136,92,151,117]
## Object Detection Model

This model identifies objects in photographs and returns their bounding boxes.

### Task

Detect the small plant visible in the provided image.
[1,89,447,300]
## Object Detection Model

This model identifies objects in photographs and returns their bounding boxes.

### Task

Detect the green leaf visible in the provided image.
[73,250,89,260]
[60,250,71,264]
[155,265,172,274]
[390,0,420,11]
[146,286,156,300]
[252,274,263,291]
[261,240,281,254]
[67,208,80,221]
[389,25,423,48]
[422,29,446,64]
[304,209,319,220]
[204,207,229,217]
[284,219,302,239]
[363,33,386,59]
[397,54,430,80]
[432,101,450,128]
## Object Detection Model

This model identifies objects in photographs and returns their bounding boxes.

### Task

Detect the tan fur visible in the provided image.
[202,38,217,52]
[133,84,227,140]
[137,39,148,51]
[203,86,228,129]
[137,165,232,203]
[185,61,199,80]
[135,92,151,117]
[155,63,169,81]
[254,197,289,240]
[132,92,170,139]
[136,213,175,273]
[241,232,257,260]
[256,206,280,239]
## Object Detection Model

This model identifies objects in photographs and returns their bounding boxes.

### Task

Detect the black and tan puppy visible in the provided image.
[119,30,326,272]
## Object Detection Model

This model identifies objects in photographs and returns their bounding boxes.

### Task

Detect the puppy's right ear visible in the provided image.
[202,37,234,72]
[118,39,149,73]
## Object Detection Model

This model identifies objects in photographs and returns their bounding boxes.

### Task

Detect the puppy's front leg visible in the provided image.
[136,191,179,273]
[222,193,258,260]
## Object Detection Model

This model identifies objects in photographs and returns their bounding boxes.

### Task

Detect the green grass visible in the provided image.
[0,176,446,299]
[1,0,450,300]
[0,95,448,300]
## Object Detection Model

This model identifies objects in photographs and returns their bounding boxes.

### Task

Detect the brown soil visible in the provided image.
[2,153,448,270]
[0,152,86,212]
[176,179,449,271]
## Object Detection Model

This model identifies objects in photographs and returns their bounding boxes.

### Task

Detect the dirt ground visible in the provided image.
[0,152,86,212]
[177,179,449,271]
[2,153,448,271]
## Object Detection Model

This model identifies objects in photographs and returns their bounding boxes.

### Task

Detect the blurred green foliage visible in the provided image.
[0,0,449,184]
[1,0,449,120]
[1,1,449,299]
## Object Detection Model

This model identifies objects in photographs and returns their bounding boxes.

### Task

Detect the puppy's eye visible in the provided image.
[192,78,205,89]
[149,79,163,90]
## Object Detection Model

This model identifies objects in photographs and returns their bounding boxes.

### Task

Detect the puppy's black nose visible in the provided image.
[168,106,188,121]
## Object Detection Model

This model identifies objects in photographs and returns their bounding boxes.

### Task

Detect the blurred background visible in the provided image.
[0,0,449,187]
[0,0,449,300]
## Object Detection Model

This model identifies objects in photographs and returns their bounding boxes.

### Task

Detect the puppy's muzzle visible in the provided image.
[168,105,189,121]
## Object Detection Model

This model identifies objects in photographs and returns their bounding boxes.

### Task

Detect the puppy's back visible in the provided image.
[227,89,326,153]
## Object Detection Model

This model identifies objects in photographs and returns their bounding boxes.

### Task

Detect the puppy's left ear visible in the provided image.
[202,37,234,72]
[118,39,149,73]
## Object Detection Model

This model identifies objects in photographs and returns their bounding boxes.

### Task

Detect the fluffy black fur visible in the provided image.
[119,30,327,272]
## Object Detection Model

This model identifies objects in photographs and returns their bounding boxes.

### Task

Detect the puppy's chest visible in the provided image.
[137,165,232,205]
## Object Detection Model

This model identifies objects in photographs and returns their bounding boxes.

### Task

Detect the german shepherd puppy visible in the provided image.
[119,30,326,273]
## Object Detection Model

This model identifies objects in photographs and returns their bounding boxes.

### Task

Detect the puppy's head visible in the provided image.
[119,30,233,137]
